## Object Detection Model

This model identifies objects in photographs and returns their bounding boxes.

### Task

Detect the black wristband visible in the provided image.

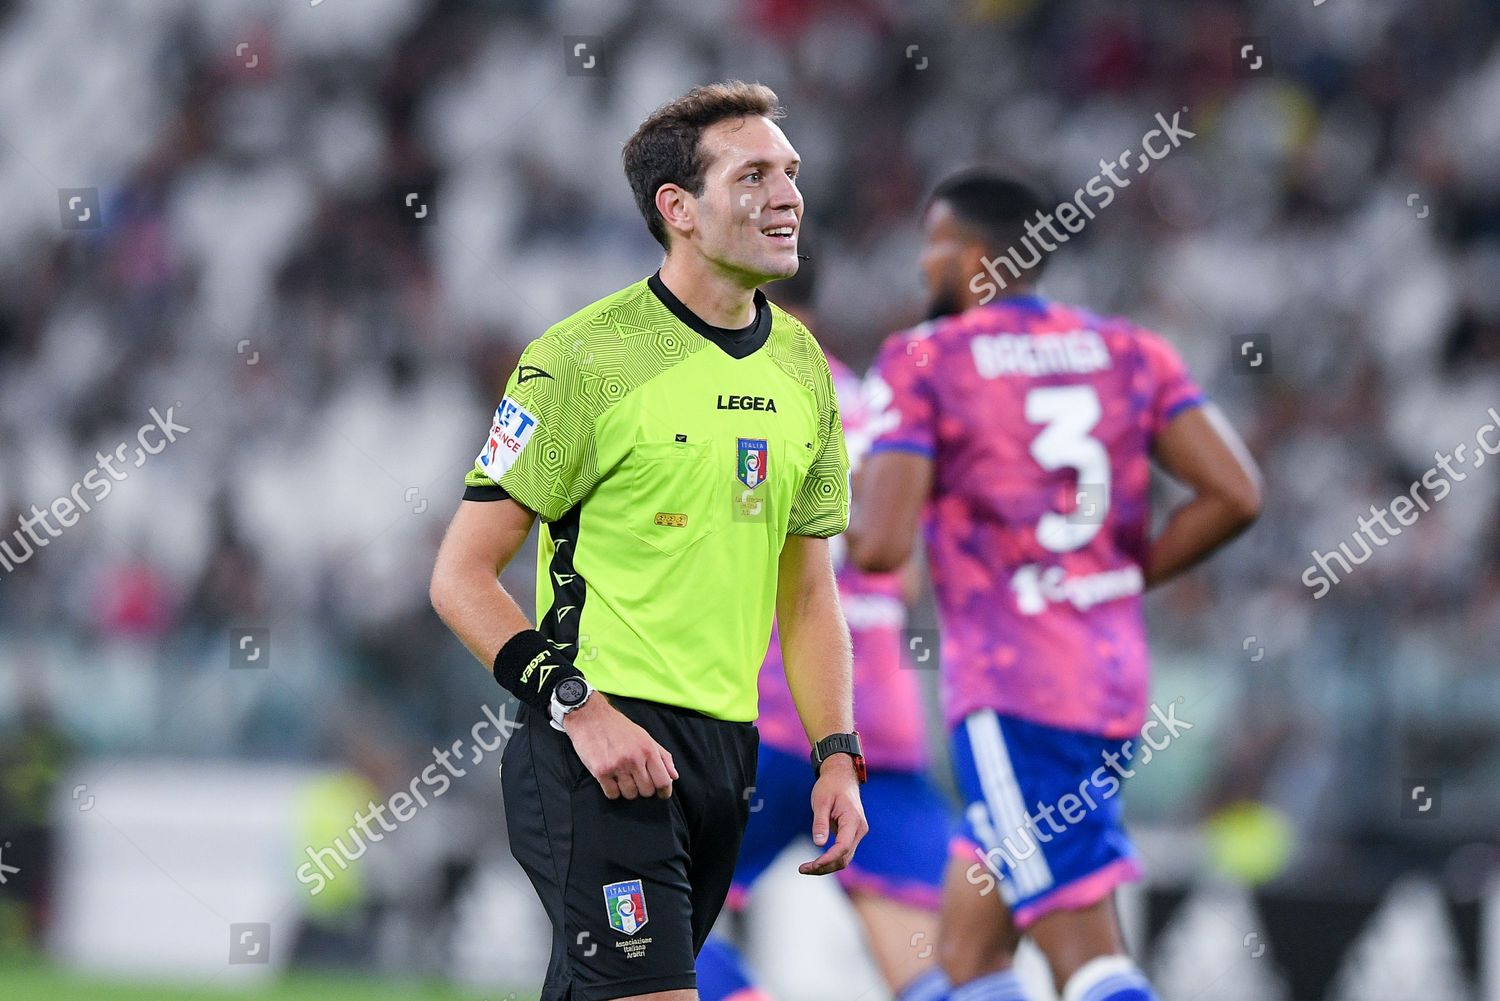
[491,629,584,714]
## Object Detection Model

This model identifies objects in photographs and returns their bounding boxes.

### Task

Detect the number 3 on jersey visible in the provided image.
[1025,386,1109,553]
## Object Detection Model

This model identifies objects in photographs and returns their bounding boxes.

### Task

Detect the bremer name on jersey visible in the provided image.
[867,295,1204,740]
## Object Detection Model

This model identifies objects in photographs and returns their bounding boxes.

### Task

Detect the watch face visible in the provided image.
[555,678,586,706]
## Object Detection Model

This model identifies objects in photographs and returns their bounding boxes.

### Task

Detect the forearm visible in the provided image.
[779,586,855,743]
[1147,404,1262,589]
[1144,494,1256,588]
[430,563,536,667]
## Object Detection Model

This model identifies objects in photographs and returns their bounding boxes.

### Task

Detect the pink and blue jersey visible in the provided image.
[756,356,929,773]
[867,295,1204,740]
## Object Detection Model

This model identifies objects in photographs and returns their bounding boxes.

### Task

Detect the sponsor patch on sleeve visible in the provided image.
[476,396,539,478]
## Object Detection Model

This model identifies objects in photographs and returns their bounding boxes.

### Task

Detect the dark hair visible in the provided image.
[623,81,784,248]
[929,172,1051,273]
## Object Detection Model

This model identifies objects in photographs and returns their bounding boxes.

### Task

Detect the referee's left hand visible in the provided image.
[799,755,868,875]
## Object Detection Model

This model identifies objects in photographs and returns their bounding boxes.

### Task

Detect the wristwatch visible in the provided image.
[811,731,866,784]
[549,677,594,731]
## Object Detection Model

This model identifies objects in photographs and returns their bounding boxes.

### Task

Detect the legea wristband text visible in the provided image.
[491,629,586,715]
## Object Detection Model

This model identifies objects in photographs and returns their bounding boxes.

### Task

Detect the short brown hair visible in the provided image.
[623,81,784,248]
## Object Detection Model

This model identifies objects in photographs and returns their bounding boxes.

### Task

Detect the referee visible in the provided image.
[430,81,868,1001]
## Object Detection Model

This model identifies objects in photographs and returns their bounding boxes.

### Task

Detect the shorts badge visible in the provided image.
[603,879,648,935]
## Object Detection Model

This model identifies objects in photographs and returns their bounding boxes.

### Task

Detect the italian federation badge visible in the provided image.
[737,437,769,490]
[603,879,648,936]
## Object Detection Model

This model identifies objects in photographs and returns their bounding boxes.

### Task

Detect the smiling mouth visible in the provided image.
[761,225,797,243]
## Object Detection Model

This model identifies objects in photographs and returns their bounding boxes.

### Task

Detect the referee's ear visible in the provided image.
[654,183,696,246]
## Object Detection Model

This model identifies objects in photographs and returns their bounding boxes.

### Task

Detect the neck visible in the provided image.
[973,284,1036,310]
[658,253,760,329]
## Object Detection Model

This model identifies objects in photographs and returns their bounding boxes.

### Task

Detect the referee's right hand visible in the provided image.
[563,696,679,800]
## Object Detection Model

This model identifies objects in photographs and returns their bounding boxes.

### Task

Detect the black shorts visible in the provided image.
[502,694,759,1001]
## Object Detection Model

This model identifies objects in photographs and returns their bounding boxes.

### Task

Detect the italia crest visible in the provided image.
[737,438,769,489]
[603,879,648,935]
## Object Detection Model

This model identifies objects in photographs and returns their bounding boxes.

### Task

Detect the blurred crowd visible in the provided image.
[1,0,1498,896]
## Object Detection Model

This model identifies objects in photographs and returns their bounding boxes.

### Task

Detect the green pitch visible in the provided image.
[0,962,534,1001]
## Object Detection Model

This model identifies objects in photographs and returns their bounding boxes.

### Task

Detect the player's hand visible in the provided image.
[800,754,867,875]
[563,695,678,801]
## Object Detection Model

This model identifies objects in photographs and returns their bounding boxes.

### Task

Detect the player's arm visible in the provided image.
[900,544,926,606]
[777,533,866,875]
[1145,403,1262,588]
[846,450,932,573]
[847,334,937,574]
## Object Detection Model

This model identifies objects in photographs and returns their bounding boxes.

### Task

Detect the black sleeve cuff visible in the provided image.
[464,483,512,502]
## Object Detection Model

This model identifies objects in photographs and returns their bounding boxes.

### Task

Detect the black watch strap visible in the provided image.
[811,731,865,782]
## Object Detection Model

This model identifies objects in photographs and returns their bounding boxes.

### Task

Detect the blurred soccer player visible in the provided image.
[697,261,953,1001]
[847,173,1261,1001]
[432,82,867,1001]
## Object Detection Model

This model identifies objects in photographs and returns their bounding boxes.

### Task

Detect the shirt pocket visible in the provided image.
[626,439,721,556]
[773,434,819,520]
[780,434,817,488]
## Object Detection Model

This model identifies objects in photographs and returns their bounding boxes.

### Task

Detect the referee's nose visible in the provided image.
[765,169,802,219]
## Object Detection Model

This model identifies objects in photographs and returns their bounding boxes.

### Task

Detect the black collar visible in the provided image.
[647,272,771,360]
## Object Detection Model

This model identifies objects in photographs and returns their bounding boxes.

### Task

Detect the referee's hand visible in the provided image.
[799,755,868,876]
[563,696,678,800]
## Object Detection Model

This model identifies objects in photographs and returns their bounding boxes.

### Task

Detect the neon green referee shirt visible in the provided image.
[464,273,850,722]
